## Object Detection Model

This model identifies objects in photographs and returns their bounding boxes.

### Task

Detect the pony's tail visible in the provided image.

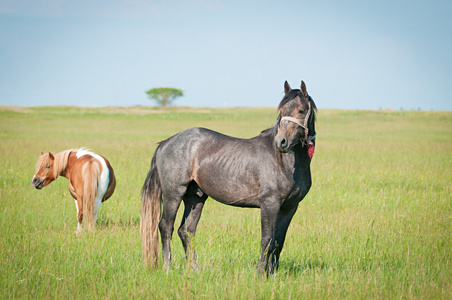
[141,151,162,269]
[82,160,100,231]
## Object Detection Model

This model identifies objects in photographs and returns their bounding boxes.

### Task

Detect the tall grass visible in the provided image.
[0,106,451,298]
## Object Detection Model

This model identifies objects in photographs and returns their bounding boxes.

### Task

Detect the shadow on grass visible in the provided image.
[96,215,140,227]
[279,258,329,276]
[230,258,330,277]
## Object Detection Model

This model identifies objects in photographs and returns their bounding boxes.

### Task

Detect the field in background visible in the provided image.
[1,106,451,299]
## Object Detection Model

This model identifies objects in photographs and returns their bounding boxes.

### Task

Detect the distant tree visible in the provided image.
[145,87,183,107]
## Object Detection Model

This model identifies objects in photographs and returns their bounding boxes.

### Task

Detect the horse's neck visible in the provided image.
[55,150,76,179]
[261,130,310,169]
[280,144,310,169]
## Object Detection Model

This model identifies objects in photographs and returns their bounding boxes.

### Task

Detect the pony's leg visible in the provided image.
[257,199,280,275]
[178,194,206,270]
[159,194,183,269]
[268,205,298,273]
[75,198,83,235]
[93,195,103,222]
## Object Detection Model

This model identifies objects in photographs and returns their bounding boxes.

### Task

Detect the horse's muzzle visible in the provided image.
[275,136,290,153]
[32,177,44,189]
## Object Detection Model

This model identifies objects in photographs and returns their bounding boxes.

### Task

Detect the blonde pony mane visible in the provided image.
[36,148,78,178]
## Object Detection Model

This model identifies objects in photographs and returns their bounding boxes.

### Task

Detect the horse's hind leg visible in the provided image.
[178,189,207,270]
[159,192,184,269]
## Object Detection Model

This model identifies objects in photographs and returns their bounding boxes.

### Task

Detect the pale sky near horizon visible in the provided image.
[1,0,451,110]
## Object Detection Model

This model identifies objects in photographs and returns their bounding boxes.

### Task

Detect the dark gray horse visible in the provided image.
[141,81,317,275]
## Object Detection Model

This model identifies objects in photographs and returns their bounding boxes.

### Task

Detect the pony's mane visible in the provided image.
[36,148,78,177]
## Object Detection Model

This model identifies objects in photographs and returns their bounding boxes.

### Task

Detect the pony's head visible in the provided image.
[274,80,317,153]
[32,152,58,189]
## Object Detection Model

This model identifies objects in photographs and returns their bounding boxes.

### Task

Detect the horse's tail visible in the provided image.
[141,150,162,269]
[82,160,101,231]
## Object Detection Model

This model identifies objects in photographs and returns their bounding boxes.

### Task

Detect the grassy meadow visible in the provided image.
[0,105,451,299]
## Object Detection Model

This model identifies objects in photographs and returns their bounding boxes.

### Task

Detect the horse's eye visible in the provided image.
[298,109,305,114]
[45,165,51,170]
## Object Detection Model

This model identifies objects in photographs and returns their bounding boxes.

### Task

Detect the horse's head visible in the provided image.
[274,80,317,153]
[32,152,57,189]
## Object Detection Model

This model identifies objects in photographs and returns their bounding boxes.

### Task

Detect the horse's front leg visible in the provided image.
[257,199,280,276]
[269,205,299,272]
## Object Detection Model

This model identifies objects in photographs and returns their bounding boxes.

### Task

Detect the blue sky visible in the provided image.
[0,0,451,110]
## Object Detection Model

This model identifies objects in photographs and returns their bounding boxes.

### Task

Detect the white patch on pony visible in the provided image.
[76,148,109,219]
[74,199,79,215]
[31,168,42,183]
[75,199,82,234]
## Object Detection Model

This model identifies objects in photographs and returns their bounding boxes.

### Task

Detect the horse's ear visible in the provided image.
[301,81,307,97]
[284,81,291,96]
[48,152,54,160]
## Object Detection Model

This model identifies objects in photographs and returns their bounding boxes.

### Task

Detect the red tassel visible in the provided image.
[307,143,315,160]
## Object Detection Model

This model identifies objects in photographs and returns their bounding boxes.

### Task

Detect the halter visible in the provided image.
[279,101,315,145]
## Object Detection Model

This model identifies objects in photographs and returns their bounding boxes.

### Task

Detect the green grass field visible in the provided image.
[1,105,451,299]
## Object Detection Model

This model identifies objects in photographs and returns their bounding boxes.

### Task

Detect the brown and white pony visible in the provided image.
[32,148,116,234]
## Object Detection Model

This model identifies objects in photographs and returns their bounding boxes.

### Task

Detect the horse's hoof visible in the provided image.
[162,262,172,272]
[191,263,200,273]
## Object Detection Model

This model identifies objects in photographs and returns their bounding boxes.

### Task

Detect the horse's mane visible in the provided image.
[277,90,317,116]
[274,90,317,133]
[269,90,318,168]
[277,90,301,110]
[36,148,78,178]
